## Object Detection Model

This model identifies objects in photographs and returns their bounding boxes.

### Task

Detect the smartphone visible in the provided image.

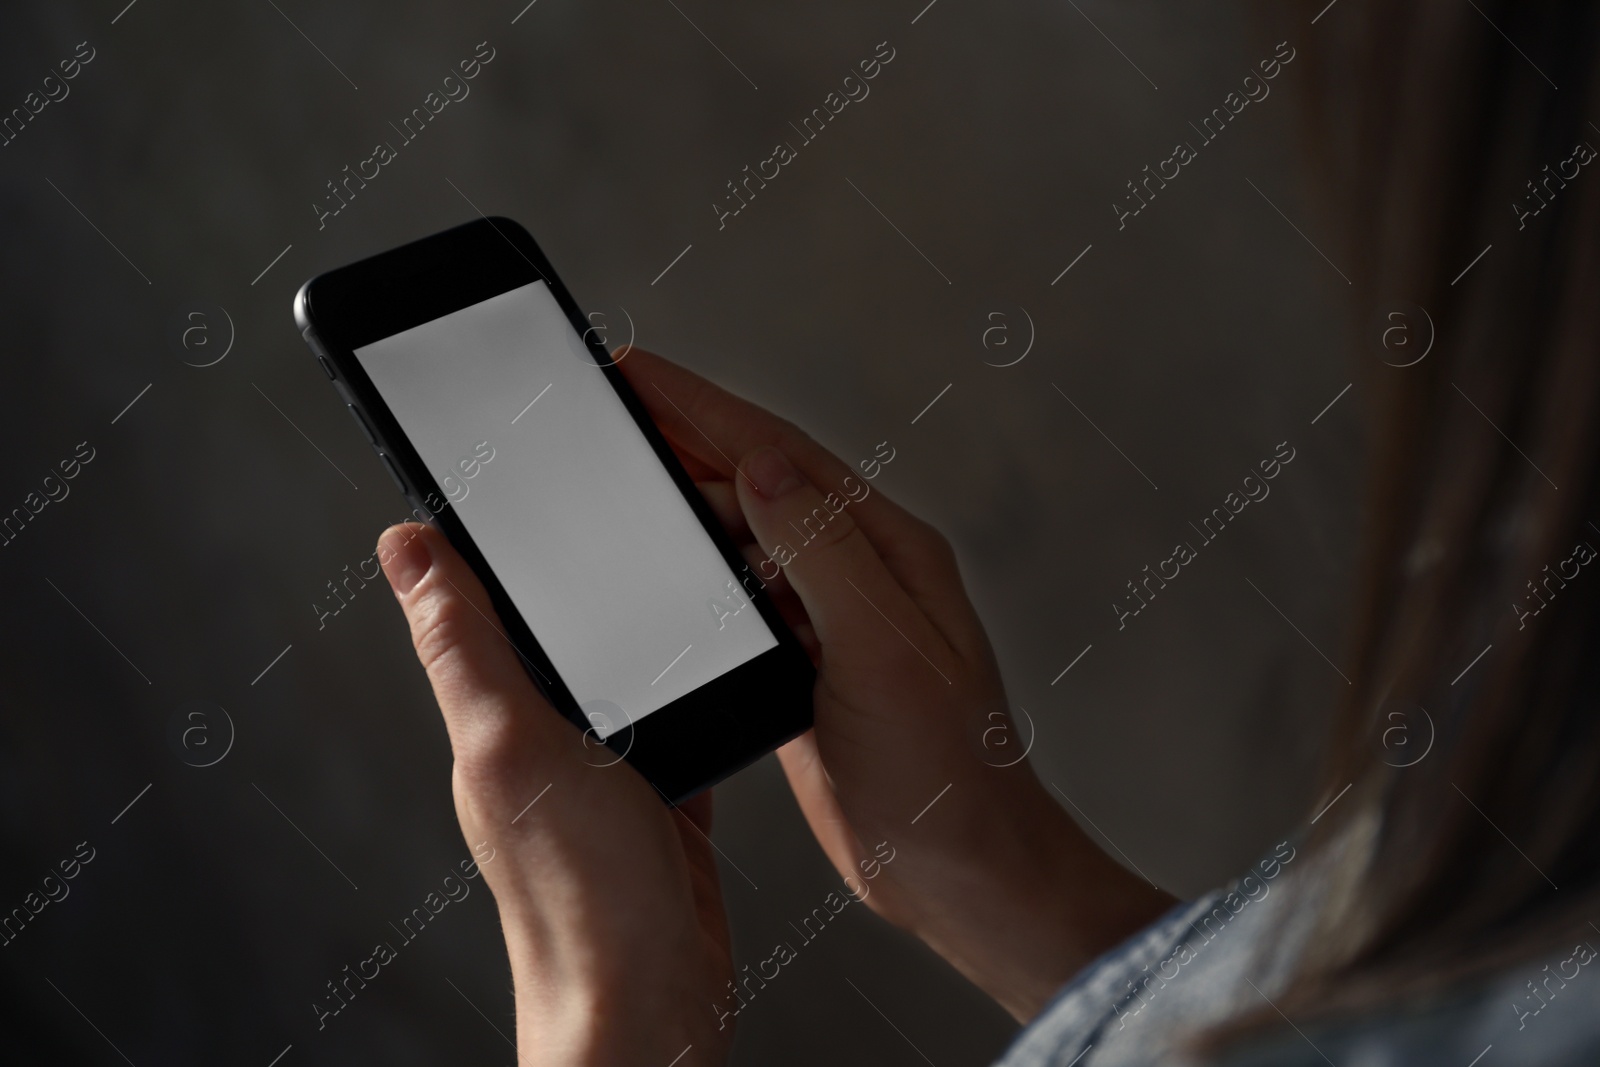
[292,217,814,803]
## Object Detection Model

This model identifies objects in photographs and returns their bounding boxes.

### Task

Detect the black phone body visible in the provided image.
[293,217,814,803]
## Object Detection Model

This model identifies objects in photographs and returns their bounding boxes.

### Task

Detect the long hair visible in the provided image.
[1223,0,1600,1037]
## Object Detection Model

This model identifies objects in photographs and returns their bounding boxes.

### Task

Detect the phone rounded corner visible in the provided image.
[292,279,316,334]
[481,214,527,235]
[476,215,536,250]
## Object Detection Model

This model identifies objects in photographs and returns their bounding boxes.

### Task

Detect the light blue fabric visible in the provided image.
[995,843,1600,1067]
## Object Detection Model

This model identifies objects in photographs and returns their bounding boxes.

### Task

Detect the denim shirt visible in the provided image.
[994,842,1600,1067]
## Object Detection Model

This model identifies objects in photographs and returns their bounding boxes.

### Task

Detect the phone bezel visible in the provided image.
[293,216,814,803]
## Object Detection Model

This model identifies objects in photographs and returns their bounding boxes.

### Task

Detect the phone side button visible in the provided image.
[378,452,408,492]
[345,404,378,445]
[302,327,337,379]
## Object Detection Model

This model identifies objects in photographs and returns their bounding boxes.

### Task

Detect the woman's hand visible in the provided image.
[376,522,733,1066]
[620,350,1178,1022]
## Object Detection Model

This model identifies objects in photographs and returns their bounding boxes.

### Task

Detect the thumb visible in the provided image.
[376,522,580,821]
[734,446,956,687]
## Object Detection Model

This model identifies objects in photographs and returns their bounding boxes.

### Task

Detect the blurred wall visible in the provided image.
[0,0,1359,1063]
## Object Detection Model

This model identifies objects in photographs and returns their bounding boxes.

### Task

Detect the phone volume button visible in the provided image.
[378,452,408,492]
[345,404,378,445]
[302,328,338,379]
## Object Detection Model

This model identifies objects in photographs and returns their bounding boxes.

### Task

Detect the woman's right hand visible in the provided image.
[621,350,1176,1022]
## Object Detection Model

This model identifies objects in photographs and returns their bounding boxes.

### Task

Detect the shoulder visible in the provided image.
[1215,943,1600,1067]
[994,841,1311,1067]
[994,891,1244,1067]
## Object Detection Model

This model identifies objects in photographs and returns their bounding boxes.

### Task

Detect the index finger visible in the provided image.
[621,348,869,509]
[618,348,985,654]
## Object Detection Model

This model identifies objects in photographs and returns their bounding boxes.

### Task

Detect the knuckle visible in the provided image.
[406,585,478,677]
[928,526,962,570]
[788,495,862,558]
[450,722,528,805]
[910,516,960,570]
[773,422,821,463]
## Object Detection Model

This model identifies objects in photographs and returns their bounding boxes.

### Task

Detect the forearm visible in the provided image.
[502,911,723,1066]
[512,992,700,1067]
[877,779,1177,1022]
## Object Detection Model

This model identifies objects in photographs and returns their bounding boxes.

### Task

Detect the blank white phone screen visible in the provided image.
[353,280,776,738]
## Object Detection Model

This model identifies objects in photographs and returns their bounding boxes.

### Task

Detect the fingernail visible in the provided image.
[378,524,431,596]
[744,446,805,499]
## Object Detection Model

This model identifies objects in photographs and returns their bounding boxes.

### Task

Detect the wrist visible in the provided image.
[870,774,1176,1021]
[513,984,719,1067]
[503,926,726,1066]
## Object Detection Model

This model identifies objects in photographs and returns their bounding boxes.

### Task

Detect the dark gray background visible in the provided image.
[0,0,1359,1063]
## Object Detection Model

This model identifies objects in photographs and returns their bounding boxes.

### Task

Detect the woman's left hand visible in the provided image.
[377,522,734,1066]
